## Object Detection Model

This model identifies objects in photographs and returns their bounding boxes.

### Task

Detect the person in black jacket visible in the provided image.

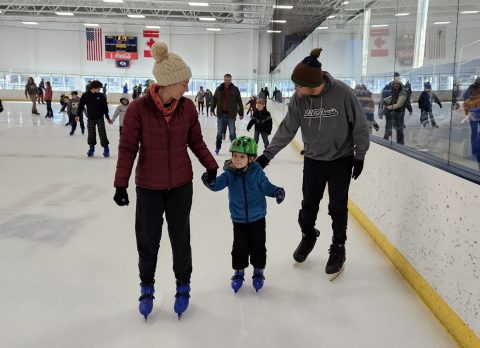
[247,98,272,148]
[77,80,112,157]
[418,82,442,128]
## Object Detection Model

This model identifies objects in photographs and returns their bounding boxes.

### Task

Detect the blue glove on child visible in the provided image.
[275,188,285,204]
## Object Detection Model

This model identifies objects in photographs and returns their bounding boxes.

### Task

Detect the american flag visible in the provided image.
[86,28,103,61]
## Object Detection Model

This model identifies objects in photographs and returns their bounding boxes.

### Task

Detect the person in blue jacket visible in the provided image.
[201,136,285,293]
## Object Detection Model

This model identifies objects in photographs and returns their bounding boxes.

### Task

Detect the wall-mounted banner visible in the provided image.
[115,60,130,68]
[370,28,389,57]
[143,30,159,58]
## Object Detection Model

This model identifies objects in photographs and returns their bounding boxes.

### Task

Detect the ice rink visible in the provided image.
[0,101,458,348]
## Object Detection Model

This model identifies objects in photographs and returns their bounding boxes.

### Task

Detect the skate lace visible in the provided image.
[139,293,155,301]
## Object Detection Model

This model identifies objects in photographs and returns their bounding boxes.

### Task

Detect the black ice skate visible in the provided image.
[325,243,346,281]
[293,228,320,263]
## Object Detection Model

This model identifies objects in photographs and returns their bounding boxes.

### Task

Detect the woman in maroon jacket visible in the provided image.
[113,42,218,320]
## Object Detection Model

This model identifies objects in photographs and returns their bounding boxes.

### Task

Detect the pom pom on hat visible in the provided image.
[291,47,324,88]
[151,42,169,63]
[151,42,192,86]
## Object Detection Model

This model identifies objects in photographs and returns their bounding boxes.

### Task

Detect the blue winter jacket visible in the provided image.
[208,160,279,223]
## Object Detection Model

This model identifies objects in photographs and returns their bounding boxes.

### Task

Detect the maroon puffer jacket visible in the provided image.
[114,91,218,190]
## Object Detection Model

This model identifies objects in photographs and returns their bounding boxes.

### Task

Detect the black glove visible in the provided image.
[256,154,270,169]
[113,187,129,206]
[202,169,217,187]
[275,188,285,204]
[351,159,364,180]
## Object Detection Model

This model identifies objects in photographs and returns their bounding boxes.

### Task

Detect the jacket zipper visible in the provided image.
[241,174,249,223]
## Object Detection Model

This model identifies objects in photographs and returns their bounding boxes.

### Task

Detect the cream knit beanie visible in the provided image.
[151,42,192,86]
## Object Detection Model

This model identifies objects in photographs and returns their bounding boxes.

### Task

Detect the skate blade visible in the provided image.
[327,265,345,281]
[177,313,182,320]
[144,315,148,322]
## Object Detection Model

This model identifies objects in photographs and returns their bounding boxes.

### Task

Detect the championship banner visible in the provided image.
[143,30,159,58]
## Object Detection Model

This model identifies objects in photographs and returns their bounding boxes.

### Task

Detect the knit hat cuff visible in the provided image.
[291,74,324,88]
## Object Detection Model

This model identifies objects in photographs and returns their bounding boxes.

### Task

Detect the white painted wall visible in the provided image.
[0,24,266,80]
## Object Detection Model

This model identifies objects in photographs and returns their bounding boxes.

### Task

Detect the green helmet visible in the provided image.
[229,136,257,156]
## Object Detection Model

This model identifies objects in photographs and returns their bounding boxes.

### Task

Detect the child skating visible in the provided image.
[77,80,112,157]
[67,91,85,135]
[111,97,129,135]
[201,136,285,293]
[246,98,272,149]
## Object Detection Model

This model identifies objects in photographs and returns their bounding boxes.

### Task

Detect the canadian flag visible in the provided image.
[143,30,159,58]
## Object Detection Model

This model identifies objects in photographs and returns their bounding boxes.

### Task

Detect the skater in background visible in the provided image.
[201,136,285,293]
[103,84,108,100]
[44,81,53,118]
[418,82,442,128]
[246,95,257,116]
[132,85,138,99]
[354,84,379,133]
[67,91,85,136]
[205,88,213,116]
[463,79,480,161]
[255,48,370,280]
[111,97,129,135]
[113,42,218,320]
[25,77,39,115]
[123,83,129,95]
[383,78,407,144]
[37,78,45,104]
[0,98,3,113]
[77,80,112,157]
[404,81,413,116]
[60,94,69,113]
[195,86,205,115]
[247,98,272,149]
[211,73,244,154]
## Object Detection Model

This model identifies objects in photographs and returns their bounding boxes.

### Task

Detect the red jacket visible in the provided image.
[114,90,218,190]
[44,87,53,101]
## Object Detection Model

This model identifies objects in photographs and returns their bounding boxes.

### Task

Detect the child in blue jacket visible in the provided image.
[202,136,285,293]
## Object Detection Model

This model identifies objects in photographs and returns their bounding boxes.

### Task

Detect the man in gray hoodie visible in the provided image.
[256,48,370,280]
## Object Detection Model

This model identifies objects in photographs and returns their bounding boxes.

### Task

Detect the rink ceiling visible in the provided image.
[0,101,459,348]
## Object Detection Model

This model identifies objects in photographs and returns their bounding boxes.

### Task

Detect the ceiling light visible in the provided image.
[316,26,328,30]
[327,15,336,19]
[188,2,209,6]
[199,17,216,21]
[84,23,99,27]
[461,10,479,14]
[146,25,160,29]
[22,21,38,25]
[371,24,389,27]
[433,21,450,25]
[273,5,293,9]
[395,13,410,16]
[55,12,74,16]
[206,28,221,31]
[342,1,349,4]
[127,14,146,18]
[271,20,287,23]
[103,0,124,3]
[267,30,282,33]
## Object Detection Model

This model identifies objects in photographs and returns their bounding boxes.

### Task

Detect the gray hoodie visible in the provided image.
[263,72,370,161]
[111,104,128,126]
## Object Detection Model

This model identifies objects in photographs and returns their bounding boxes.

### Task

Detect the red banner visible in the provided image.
[143,30,159,38]
[105,52,138,60]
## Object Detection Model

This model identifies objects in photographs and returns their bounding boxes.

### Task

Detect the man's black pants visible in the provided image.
[298,156,354,245]
[135,183,193,284]
[232,218,266,270]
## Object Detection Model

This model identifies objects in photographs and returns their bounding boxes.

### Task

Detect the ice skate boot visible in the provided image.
[231,270,244,293]
[87,146,95,157]
[325,243,346,281]
[174,282,190,319]
[252,269,265,292]
[293,228,320,263]
[103,146,110,157]
[138,283,155,321]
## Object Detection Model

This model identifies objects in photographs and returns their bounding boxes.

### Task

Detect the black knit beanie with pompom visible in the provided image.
[291,48,324,88]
